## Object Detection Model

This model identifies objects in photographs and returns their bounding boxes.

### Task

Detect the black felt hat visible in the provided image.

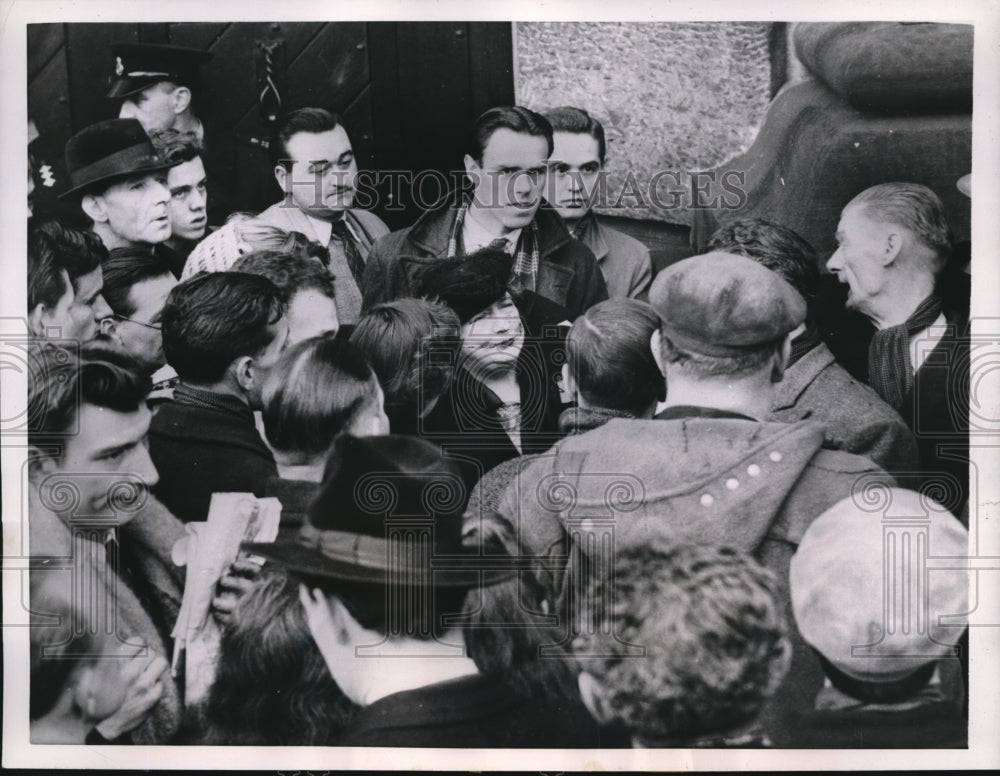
[244,434,515,587]
[402,248,513,323]
[107,42,214,99]
[61,118,177,199]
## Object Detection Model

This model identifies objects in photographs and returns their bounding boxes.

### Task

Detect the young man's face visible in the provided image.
[826,204,891,318]
[275,126,357,219]
[118,83,178,134]
[44,403,158,518]
[465,128,549,234]
[36,267,111,343]
[545,131,602,225]
[111,273,177,372]
[166,157,208,242]
[93,174,172,246]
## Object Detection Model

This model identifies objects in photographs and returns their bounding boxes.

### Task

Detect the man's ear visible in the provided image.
[883,230,904,266]
[577,670,613,726]
[463,153,482,189]
[232,355,255,393]
[650,329,666,377]
[274,163,288,194]
[28,303,50,338]
[28,445,58,480]
[170,85,192,115]
[80,193,108,224]
[771,332,794,384]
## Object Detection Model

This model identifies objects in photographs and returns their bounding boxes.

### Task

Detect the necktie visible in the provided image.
[486,236,510,254]
[329,218,365,285]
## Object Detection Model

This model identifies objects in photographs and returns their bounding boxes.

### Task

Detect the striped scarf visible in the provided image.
[867,294,944,410]
[447,201,541,292]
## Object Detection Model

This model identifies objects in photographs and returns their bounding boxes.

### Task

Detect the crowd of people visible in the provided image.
[25,42,972,748]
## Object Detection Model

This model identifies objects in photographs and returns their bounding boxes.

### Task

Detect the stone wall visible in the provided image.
[515,22,775,226]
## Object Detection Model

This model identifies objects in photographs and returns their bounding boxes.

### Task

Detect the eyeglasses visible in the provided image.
[100,315,162,333]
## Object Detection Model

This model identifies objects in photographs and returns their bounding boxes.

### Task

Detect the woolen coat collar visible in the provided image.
[772,342,836,413]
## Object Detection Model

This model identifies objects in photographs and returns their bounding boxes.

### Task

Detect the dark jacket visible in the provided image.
[771,342,921,477]
[263,476,319,539]
[500,409,897,747]
[573,211,652,300]
[148,384,277,523]
[338,672,622,748]
[361,197,608,335]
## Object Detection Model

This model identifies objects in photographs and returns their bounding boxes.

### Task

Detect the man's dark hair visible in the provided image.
[149,128,203,165]
[28,218,107,296]
[28,221,71,312]
[28,340,151,452]
[102,248,175,318]
[230,250,336,305]
[270,107,345,171]
[567,299,663,416]
[350,298,461,411]
[709,218,821,302]
[543,106,607,165]
[468,106,553,164]
[261,336,379,458]
[161,272,285,384]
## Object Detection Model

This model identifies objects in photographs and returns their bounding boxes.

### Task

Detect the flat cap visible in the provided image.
[107,42,213,99]
[648,251,806,356]
[790,489,968,683]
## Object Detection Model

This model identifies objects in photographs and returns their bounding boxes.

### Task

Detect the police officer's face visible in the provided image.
[275,126,357,218]
[119,83,178,134]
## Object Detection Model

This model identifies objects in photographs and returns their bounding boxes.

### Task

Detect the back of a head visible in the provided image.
[791,489,968,698]
[161,271,285,384]
[102,248,175,317]
[231,249,335,305]
[261,335,379,458]
[28,220,71,313]
[28,340,150,450]
[271,107,343,170]
[849,183,953,273]
[29,218,107,293]
[566,299,664,416]
[574,543,790,746]
[350,298,461,410]
[206,570,356,745]
[469,106,554,163]
[708,218,820,302]
[543,105,606,164]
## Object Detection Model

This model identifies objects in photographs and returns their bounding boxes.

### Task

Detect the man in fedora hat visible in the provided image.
[62,118,178,256]
[247,433,606,748]
[109,42,212,142]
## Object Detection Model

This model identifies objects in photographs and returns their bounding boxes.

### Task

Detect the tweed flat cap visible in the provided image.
[790,488,968,683]
[648,251,806,356]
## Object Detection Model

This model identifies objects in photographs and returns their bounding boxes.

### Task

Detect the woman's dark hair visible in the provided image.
[203,570,357,745]
[161,272,285,383]
[350,298,461,411]
[261,335,379,457]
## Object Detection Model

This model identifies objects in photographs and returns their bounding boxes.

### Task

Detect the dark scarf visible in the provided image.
[447,197,541,291]
[173,383,253,420]
[867,294,944,410]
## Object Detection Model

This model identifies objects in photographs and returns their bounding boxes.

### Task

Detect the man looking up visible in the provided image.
[362,106,607,336]
[148,272,289,522]
[543,106,652,300]
[257,107,389,325]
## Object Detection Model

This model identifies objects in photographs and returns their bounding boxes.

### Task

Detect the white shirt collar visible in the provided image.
[462,207,521,255]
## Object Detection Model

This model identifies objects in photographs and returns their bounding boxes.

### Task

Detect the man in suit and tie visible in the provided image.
[256,108,389,325]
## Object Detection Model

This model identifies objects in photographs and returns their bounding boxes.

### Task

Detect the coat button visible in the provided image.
[747,464,761,476]
[769,451,783,462]
[726,478,739,490]
[700,493,714,507]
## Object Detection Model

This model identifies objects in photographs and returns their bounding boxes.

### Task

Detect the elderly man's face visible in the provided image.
[94,174,172,246]
[827,204,891,317]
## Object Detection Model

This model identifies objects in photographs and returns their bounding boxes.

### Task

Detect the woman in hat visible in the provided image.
[403,247,565,480]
